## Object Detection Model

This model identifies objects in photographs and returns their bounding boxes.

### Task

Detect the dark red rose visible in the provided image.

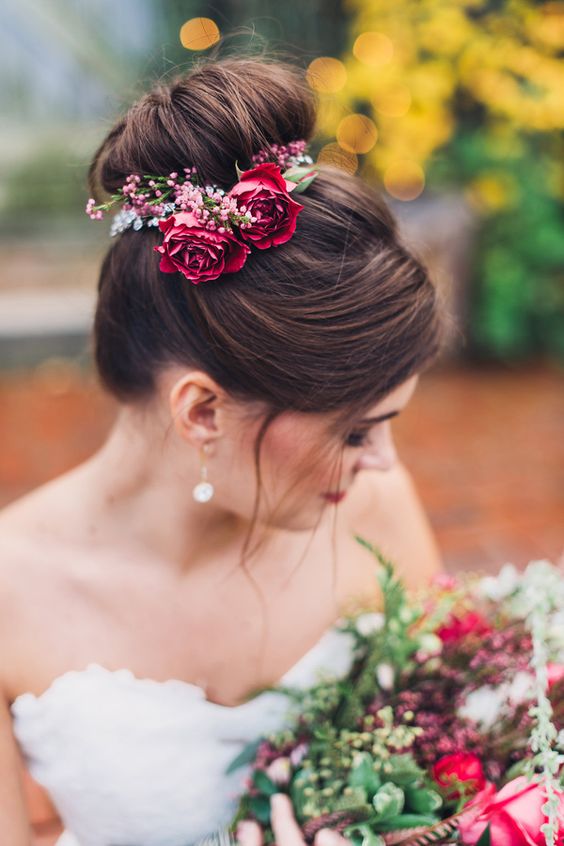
[437,611,492,644]
[432,753,486,800]
[227,163,304,249]
[154,212,250,284]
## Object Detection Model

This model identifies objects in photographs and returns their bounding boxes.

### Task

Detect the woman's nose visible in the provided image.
[355,424,398,472]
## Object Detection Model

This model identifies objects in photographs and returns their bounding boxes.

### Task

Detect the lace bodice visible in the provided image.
[10,626,356,846]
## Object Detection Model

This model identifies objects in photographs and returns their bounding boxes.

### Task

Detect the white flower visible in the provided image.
[417,633,443,657]
[477,563,520,601]
[458,673,535,730]
[109,208,139,237]
[355,612,385,636]
[458,685,506,729]
[376,662,395,691]
[507,671,536,705]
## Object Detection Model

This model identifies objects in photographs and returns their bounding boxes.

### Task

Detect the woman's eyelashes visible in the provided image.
[344,429,371,448]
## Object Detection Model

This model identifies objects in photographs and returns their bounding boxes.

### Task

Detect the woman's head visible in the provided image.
[88,52,446,540]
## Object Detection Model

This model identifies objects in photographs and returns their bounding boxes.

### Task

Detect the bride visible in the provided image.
[0,54,446,846]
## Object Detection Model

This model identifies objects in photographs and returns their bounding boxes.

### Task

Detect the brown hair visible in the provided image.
[88,50,446,588]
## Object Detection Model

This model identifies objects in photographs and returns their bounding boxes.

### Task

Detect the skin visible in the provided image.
[0,368,443,845]
[238,793,347,846]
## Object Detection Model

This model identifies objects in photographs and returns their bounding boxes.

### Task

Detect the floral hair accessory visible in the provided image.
[85,139,319,284]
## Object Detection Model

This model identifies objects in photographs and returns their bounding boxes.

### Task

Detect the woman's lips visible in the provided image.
[321,491,347,503]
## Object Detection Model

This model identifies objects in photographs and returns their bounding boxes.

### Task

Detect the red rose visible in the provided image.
[437,611,492,644]
[458,776,564,845]
[154,211,251,284]
[432,753,486,800]
[227,163,304,249]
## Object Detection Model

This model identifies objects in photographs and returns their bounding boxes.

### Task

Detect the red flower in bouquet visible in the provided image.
[547,663,564,690]
[227,163,304,249]
[437,611,492,644]
[458,776,564,845]
[154,211,251,284]
[432,753,487,800]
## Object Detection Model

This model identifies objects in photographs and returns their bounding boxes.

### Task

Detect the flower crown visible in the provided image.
[86,139,318,285]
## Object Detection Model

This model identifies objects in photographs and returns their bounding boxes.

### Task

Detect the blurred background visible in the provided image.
[1,0,563,569]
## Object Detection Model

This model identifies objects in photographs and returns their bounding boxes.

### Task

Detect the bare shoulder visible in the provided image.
[0,528,37,700]
[0,484,74,700]
[343,462,444,590]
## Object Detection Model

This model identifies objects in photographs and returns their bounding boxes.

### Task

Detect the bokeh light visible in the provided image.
[306,57,347,93]
[336,114,378,154]
[317,142,358,174]
[372,83,412,118]
[383,160,425,201]
[352,32,394,68]
[179,18,220,51]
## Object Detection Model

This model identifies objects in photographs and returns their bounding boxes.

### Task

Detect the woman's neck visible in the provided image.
[78,406,255,573]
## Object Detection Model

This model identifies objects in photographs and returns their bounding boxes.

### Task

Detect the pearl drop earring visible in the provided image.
[192,443,214,503]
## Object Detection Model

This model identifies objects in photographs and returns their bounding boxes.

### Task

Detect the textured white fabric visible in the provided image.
[11,626,355,846]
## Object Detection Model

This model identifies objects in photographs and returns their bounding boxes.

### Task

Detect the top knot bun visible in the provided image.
[88,57,318,200]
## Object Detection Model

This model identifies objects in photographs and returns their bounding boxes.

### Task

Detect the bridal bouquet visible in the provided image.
[228,538,564,845]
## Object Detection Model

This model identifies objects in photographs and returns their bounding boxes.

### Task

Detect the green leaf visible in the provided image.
[334,786,369,810]
[387,754,425,786]
[290,767,316,820]
[235,161,245,180]
[503,758,529,781]
[249,794,271,825]
[348,752,382,798]
[372,783,405,820]
[343,823,385,846]
[290,173,319,193]
[404,785,443,814]
[225,738,262,774]
[476,825,491,846]
[253,769,279,797]
[282,165,316,181]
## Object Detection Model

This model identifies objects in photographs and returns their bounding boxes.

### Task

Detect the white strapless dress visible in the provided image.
[10,626,355,846]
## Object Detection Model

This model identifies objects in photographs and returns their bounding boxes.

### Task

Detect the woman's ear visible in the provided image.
[168,370,226,448]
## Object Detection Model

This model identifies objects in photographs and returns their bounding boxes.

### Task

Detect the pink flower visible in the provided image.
[154,211,250,284]
[432,573,459,590]
[265,756,291,786]
[432,753,486,800]
[227,163,304,249]
[290,743,309,767]
[547,663,564,689]
[437,611,492,644]
[458,776,564,845]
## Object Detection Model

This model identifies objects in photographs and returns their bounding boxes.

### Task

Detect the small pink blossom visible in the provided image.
[265,756,291,786]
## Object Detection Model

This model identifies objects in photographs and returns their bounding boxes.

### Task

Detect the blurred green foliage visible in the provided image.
[428,131,564,361]
[332,0,564,363]
[3,145,86,219]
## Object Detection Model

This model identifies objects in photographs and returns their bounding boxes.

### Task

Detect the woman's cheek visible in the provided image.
[262,416,332,495]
